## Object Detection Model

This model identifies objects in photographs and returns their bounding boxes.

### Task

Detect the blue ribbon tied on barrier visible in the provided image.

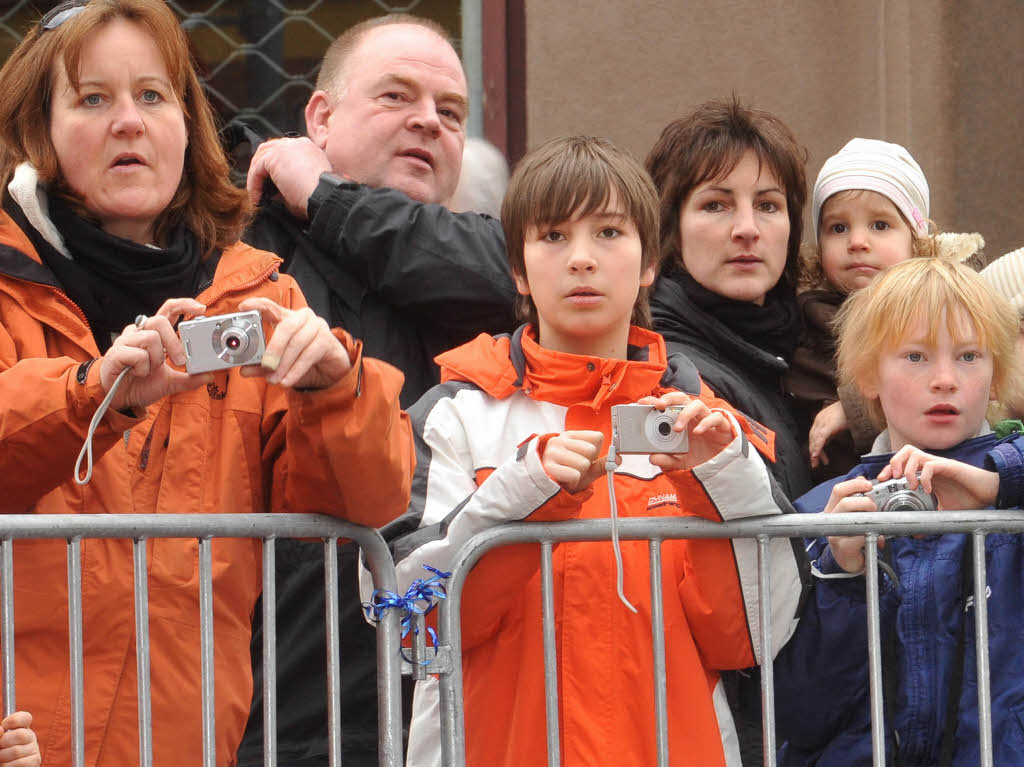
[362,564,452,665]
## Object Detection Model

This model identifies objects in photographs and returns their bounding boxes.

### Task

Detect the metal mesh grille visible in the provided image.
[0,0,461,138]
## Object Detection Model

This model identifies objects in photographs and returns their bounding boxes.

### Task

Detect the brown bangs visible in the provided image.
[502,135,661,328]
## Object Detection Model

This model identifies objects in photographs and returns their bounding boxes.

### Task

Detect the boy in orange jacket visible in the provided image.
[367,136,807,766]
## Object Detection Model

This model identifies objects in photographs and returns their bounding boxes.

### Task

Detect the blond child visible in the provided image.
[366,136,806,767]
[787,139,985,479]
[0,712,40,767]
[775,257,1023,766]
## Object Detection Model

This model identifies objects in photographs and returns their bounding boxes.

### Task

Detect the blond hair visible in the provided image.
[835,257,1021,425]
[502,135,661,328]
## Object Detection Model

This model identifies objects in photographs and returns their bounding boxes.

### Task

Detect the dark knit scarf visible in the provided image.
[41,196,204,352]
[674,267,801,361]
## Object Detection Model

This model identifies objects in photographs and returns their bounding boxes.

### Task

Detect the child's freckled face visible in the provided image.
[515,197,654,357]
[819,190,914,294]
[863,310,995,451]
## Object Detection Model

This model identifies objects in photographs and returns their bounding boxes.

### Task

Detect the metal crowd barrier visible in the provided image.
[0,513,405,767]
[423,509,1024,767]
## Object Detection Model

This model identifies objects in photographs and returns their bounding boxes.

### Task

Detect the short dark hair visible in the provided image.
[502,135,661,327]
[645,97,808,296]
[316,14,454,96]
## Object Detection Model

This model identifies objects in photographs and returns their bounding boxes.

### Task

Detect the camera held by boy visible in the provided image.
[364,135,807,767]
[774,257,1024,767]
[786,138,985,481]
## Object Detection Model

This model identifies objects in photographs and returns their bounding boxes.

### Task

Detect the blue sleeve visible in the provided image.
[985,434,1024,509]
[774,478,898,754]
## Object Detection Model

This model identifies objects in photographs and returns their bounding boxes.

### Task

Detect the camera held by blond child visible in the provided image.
[774,257,1024,767]
[786,138,985,480]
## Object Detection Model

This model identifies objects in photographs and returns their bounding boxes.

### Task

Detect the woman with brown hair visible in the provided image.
[0,2,412,765]
[646,98,811,767]
[647,97,812,502]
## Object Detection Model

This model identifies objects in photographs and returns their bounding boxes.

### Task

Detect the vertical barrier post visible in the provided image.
[133,538,153,767]
[1,539,15,715]
[539,541,561,767]
[262,537,278,767]
[198,537,216,767]
[972,532,993,767]
[323,538,341,767]
[648,539,669,767]
[863,533,885,767]
[758,535,777,767]
[67,538,85,767]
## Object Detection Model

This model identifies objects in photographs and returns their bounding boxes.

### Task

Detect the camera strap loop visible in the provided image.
[605,443,637,614]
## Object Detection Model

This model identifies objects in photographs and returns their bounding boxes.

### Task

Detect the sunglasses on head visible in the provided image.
[39,0,89,32]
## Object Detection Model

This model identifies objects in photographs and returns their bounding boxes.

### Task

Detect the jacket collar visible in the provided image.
[650,275,789,376]
[439,323,672,409]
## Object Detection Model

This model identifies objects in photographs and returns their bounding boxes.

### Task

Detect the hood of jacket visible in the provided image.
[437,323,704,408]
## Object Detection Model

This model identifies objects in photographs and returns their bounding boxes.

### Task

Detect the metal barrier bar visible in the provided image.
[973,532,993,767]
[133,538,153,767]
[67,538,85,767]
[758,534,777,767]
[433,511,1024,767]
[324,537,341,767]
[262,537,277,767]
[1,538,15,715]
[864,533,885,767]
[648,539,669,767]
[540,541,561,767]
[199,537,216,767]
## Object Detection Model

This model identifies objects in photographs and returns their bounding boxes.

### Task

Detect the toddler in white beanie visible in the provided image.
[789,138,938,477]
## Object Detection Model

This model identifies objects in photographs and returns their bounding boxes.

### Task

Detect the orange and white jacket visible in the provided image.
[0,200,413,767]
[368,325,805,767]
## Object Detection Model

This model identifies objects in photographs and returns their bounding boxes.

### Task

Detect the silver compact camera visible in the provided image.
[611,404,689,454]
[857,476,937,512]
[179,310,266,374]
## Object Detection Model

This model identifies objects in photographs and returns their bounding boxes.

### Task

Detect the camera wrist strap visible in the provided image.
[605,443,637,613]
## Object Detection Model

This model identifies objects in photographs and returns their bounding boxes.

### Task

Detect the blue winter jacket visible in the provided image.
[775,432,1024,767]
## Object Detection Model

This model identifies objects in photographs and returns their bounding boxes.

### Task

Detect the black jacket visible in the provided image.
[650,276,812,503]
[236,184,515,763]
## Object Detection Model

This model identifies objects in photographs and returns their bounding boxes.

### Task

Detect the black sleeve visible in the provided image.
[307,182,518,335]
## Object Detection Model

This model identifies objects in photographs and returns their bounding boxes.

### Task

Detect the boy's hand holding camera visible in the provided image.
[636,392,736,471]
[99,296,352,412]
[825,444,1000,573]
[541,431,608,495]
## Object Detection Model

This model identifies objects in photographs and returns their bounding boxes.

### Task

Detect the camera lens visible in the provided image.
[226,336,241,350]
[657,421,672,437]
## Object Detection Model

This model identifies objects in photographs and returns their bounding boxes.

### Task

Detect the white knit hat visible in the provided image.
[812,138,930,243]
[980,246,1024,311]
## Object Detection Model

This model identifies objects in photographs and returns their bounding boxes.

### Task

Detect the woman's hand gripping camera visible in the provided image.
[99,297,353,413]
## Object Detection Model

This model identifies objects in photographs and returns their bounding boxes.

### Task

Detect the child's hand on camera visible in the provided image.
[636,393,735,472]
[878,444,999,512]
[541,430,608,495]
[823,476,880,573]
[0,711,41,767]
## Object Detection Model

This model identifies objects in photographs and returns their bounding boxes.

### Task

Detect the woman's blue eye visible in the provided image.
[907,352,923,362]
[141,90,161,103]
[962,351,978,362]
[82,94,102,106]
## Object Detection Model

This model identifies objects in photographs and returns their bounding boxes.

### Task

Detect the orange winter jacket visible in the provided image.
[382,325,805,767]
[0,208,413,767]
